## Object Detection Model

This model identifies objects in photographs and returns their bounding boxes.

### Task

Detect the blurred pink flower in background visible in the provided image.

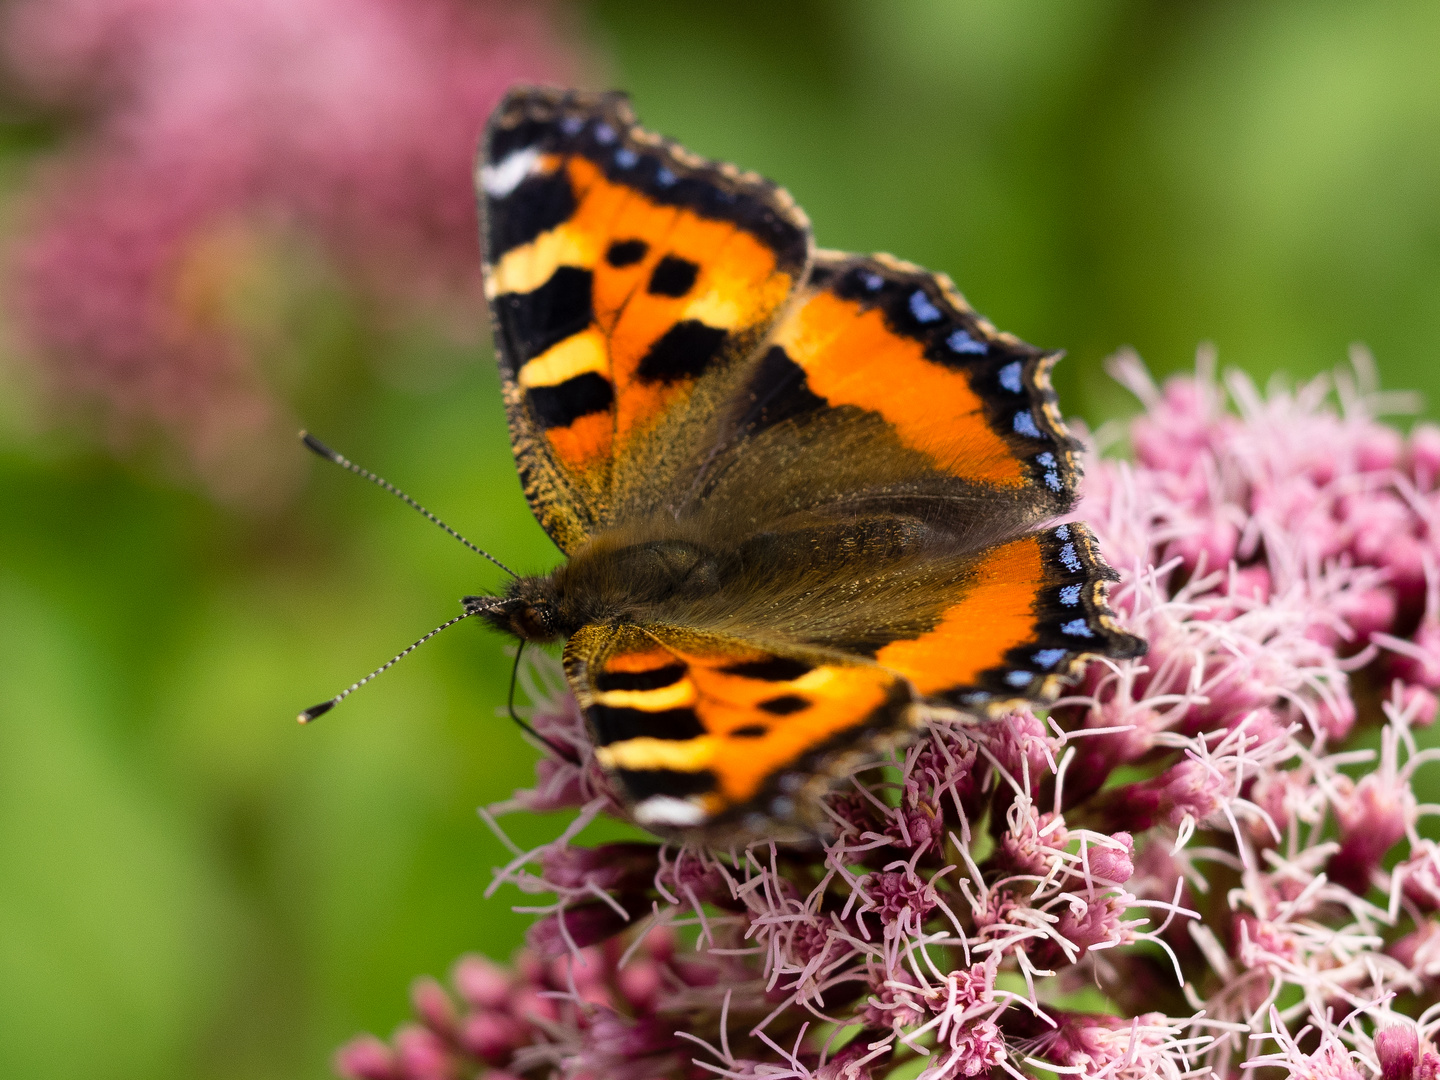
[339,352,1440,1079]
[2,0,581,497]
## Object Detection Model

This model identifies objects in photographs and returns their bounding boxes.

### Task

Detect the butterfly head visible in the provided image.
[464,581,565,643]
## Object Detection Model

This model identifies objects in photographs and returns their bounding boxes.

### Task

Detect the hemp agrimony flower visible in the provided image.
[339,350,1440,1080]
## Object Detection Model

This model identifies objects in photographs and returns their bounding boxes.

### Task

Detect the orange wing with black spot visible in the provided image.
[677,250,1083,550]
[480,87,811,553]
[564,623,918,841]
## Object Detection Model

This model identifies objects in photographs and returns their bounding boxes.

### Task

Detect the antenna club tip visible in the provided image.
[298,700,335,723]
[299,431,341,462]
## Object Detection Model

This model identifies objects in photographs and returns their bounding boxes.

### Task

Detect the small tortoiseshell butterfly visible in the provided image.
[462,87,1144,843]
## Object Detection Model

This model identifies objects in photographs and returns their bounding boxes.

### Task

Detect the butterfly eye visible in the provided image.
[514,602,559,642]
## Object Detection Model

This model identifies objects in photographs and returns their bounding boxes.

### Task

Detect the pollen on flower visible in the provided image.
[337,350,1440,1080]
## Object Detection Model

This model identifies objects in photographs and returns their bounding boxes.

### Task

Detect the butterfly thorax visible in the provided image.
[468,531,728,644]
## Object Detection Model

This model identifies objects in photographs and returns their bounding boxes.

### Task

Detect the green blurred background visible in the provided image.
[2,1,1439,1077]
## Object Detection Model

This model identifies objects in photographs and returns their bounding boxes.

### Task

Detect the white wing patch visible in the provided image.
[632,795,707,827]
[481,146,541,198]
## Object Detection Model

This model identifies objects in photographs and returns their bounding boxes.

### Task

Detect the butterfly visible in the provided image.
[466,86,1145,843]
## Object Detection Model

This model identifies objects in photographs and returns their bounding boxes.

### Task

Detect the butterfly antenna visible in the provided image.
[300,431,518,579]
[506,640,580,763]
[298,611,476,723]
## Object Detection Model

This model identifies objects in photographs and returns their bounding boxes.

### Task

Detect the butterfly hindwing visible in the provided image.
[564,624,919,839]
[869,522,1143,708]
[481,87,812,553]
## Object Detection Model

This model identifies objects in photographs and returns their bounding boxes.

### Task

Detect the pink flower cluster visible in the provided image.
[3,0,578,495]
[338,350,1440,1080]
[337,933,703,1080]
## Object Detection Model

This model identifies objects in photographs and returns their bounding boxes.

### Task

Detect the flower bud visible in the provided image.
[1357,425,1404,473]
[548,946,610,998]
[1387,920,1440,976]
[861,969,928,1030]
[1382,536,1428,606]
[1313,696,1356,742]
[1230,564,1271,605]
[1056,896,1125,952]
[452,954,512,1011]
[458,1011,525,1066]
[889,804,941,852]
[334,1035,399,1080]
[639,924,676,964]
[1098,759,1223,832]
[1329,774,1413,893]
[394,1025,453,1080]
[866,870,936,923]
[1088,833,1135,884]
[512,986,561,1025]
[1403,685,1440,727]
[1336,587,1398,643]
[1376,1026,1419,1080]
[409,977,456,1038]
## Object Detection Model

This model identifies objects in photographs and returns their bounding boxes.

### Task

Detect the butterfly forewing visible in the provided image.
[481,87,812,553]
